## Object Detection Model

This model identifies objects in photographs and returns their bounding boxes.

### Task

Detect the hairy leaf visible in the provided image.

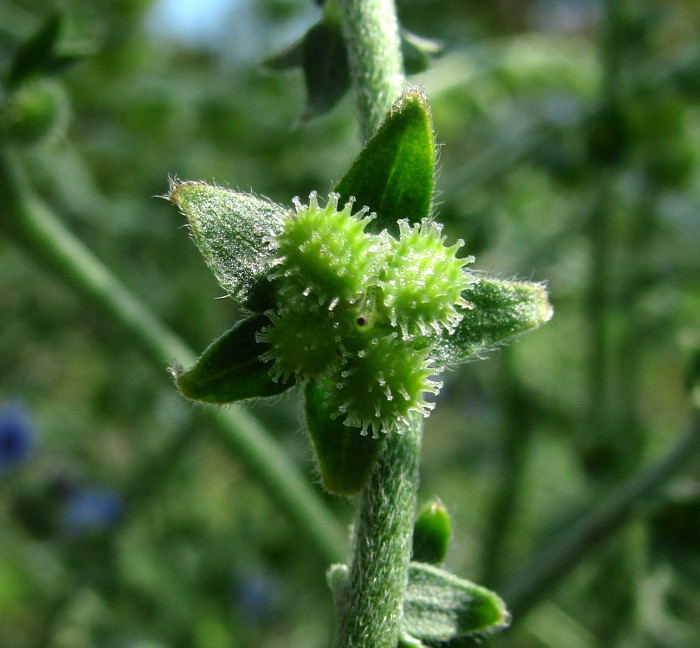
[168,180,285,308]
[435,276,553,364]
[305,379,385,496]
[173,314,290,403]
[334,88,435,236]
[403,562,510,641]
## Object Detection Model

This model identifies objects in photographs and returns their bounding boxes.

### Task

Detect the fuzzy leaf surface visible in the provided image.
[169,181,285,308]
[174,314,290,403]
[304,379,385,497]
[403,562,510,641]
[334,88,435,236]
[434,276,553,364]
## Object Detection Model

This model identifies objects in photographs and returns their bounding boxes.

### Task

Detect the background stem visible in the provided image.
[0,153,346,565]
[338,0,405,139]
[502,413,700,618]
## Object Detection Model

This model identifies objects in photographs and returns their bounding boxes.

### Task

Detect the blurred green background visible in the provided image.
[1,0,699,647]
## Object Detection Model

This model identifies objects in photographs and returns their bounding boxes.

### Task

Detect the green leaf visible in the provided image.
[412,499,451,564]
[334,88,435,236]
[262,38,303,70]
[435,276,553,365]
[168,180,286,308]
[173,314,291,403]
[402,563,510,642]
[401,29,442,75]
[301,21,351,119]
[7,11,62,88]
[304,379,385,497]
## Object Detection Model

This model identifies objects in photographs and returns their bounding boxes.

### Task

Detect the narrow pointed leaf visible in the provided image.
[334,89,435,236]
[168,181,285,308]
[435,276,553,364]
[403,562,510,641]
[301,21,350,119]
[401,29,442,75]
[304,379,384,497]
[173,314,291,403]
[8,11,62,88]
[412,499,451,564]
[263,38,303,70]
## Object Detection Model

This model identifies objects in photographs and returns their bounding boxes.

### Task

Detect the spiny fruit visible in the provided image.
[272,191,380,304]
[378,219,473,339]
[261,193,470,435]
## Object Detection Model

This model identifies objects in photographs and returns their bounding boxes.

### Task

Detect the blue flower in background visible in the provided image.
[0,401,35,473]
[234,569,280,623]
[62,488,125,534]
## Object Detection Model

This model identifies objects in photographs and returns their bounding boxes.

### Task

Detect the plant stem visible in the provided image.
[0,153,345,565]
[333,419,422,648]
[503,413,700,619]
[331,2,419,646]
[337,0,405,140]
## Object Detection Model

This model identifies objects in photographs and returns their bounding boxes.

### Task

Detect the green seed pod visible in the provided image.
[257,300,344,382]
[274,192,381,304]
[328,332,441,436]
[412,499,451,564]
[380,219,472,338]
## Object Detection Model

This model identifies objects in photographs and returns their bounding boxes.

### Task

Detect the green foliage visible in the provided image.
[412,499,451,565]
[402,562,509,642]
[2,1,700,647]
[334,89,435,236]
[172,314,291,403]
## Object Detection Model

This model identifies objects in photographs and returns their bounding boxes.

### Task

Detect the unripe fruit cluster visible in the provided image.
[259,193,472,435]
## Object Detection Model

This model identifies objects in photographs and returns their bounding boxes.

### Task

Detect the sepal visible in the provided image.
[434,276,553,364]
[334,88,435,236]
[172,314,291,404]
[304,379,385,496]
[168,180,286,307]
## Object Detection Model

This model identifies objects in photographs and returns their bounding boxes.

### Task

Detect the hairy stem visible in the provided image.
[330,2,420,646]
[337,0,405,140]
[0,153,345,565]
[333,419,422,648]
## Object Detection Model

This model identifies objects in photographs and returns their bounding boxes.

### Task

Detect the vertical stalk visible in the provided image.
[332,2,418,646]
[337,0,405,139]
[333,419,422,648]
[584,0,623,471]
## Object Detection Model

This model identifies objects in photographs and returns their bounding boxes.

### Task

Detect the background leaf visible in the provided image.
[301,21,350,119]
